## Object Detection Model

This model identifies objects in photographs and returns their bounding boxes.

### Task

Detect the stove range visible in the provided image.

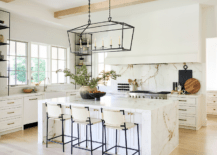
[129,91,171,99]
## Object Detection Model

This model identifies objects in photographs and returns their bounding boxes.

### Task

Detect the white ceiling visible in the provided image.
[1,0,217,30]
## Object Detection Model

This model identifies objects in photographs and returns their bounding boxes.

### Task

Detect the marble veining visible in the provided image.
[38,96,179,155]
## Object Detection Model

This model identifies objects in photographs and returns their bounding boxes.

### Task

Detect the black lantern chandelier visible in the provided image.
[67,0,135,54]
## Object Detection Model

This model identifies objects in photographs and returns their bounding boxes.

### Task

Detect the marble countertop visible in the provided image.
[38,96,174,112]
[168,93,202,98]
[0,89,78,99]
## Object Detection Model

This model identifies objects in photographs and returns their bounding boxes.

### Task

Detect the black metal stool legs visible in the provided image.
[62,118,65,152]
[86,125,88,148]
[124,127,128,155]
[90,124,93,155]
[102,123,104,154]
[77,124,80,146]
[137,124,140,155]
[71,118,73,154]
[115,129,118,154]
[46,114,48,148]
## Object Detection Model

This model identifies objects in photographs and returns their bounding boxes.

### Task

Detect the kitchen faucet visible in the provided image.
[44,77,50,92]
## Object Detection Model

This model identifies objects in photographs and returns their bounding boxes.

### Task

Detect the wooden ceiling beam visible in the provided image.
[0,0,14,3]
[54,0,155,19]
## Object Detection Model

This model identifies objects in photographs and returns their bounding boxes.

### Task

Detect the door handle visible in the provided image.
[7,112,15,114]
[7,122,15,125]
[178,100,187,102]
[179,109,187,111]
[7,102,14,104]
[29,98,38,100]
[179,119,187,121]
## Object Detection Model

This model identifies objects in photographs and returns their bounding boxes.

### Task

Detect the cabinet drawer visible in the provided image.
[169,97,196,105]
[207,106,217,115]
[179,116,196,127]
[207,93,217,98]
[179,105,196,115]
[0,99,22,109]
[207,98,217,104]
[0,107,22,119]
[0,118,22,132]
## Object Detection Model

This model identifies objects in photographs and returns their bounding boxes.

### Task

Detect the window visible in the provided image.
[31,44,49,85]
[7,41,28,85]
[51,47,67,84]
[98,53,111,85]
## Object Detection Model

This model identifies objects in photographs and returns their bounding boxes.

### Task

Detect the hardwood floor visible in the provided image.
[1,116,217,155]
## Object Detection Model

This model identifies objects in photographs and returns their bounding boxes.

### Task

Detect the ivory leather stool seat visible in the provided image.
[101,109,140,155]
[45,103,78,152]
[70,106,103,155]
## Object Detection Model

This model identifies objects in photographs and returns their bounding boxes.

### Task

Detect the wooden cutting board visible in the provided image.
[184,78,200,94]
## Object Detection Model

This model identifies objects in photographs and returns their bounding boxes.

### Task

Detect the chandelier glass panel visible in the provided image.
[67,0,135,54]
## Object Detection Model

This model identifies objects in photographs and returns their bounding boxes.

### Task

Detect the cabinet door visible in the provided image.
[23,95,43,125]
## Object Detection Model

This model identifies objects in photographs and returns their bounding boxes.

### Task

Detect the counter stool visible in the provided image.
[45,103,78,152]
[101,109,140,155]
[70,106,103,155]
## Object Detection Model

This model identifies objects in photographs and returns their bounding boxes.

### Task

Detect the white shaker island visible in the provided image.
[38,96,179,155]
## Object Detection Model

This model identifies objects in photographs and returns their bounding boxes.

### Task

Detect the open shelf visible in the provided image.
[0,25,9,30]
[0,76,9,78]
[0,42,9,46]
[75,54,91,56]
[76,65,91,67]
[75,43,92,46]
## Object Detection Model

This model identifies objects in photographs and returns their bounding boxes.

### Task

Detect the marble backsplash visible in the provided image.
[100,63,203,93]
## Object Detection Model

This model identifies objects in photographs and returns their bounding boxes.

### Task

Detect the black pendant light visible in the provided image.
[67,0,135,54]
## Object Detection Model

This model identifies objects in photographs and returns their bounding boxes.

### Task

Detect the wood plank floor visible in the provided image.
[1,116,217,155]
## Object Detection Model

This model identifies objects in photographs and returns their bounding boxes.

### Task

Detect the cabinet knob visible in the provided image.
[214,109,216,111]
[214,95,216,96]
[214,101,216,103]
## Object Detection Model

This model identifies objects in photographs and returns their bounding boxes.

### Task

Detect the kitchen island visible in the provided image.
[38,96,179,155]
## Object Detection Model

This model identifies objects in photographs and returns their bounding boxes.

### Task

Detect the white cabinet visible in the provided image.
[23,95,43,125]
[0,97,23,136]
[207,91,217,115]
[168,94,202,130]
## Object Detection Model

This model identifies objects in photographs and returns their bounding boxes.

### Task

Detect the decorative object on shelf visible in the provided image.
[128,79,139,91]
[89,91,106,101]
[67,0,134,54]
[0,51,4,60]
[0,34,4,43]
[184,78,201,94]
[179,63,192,91]
[56,65,120,99]
[23,88,33,93]
[79,57,84,66]
[173,82,177,91]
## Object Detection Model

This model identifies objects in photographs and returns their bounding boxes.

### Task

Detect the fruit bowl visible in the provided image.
[89,92,106,101]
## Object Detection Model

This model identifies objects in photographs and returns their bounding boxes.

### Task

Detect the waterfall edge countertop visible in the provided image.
[38,96,175,111]
[38,96,179,155]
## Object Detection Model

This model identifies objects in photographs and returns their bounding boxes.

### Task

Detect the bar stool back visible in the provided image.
[102,109,140,155]
[70,106,103,155]
[45,103,73,152]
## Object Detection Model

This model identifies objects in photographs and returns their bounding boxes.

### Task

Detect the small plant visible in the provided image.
[56,65,120,88]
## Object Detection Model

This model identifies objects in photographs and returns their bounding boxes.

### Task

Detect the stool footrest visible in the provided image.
[103,145,139,155]
[73,139,104,152]
[47,134,78,145]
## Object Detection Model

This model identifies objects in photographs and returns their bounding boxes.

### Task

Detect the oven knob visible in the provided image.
[143,96,145,98]
[138,96,140,98]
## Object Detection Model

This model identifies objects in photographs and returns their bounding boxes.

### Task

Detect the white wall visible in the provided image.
[0,13,74,95]
[105,4,202,65]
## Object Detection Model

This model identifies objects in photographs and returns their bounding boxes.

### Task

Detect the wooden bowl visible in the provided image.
[23,89,33,93]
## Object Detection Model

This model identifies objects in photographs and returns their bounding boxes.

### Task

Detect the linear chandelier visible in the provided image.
[67,0,135,54]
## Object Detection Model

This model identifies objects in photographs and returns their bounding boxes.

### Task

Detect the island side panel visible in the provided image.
[38,101,55,144]
[151,101,179,155]
[141,110,152,155]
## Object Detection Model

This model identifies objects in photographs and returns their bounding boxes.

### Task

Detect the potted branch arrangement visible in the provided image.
[56,65,120,99]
